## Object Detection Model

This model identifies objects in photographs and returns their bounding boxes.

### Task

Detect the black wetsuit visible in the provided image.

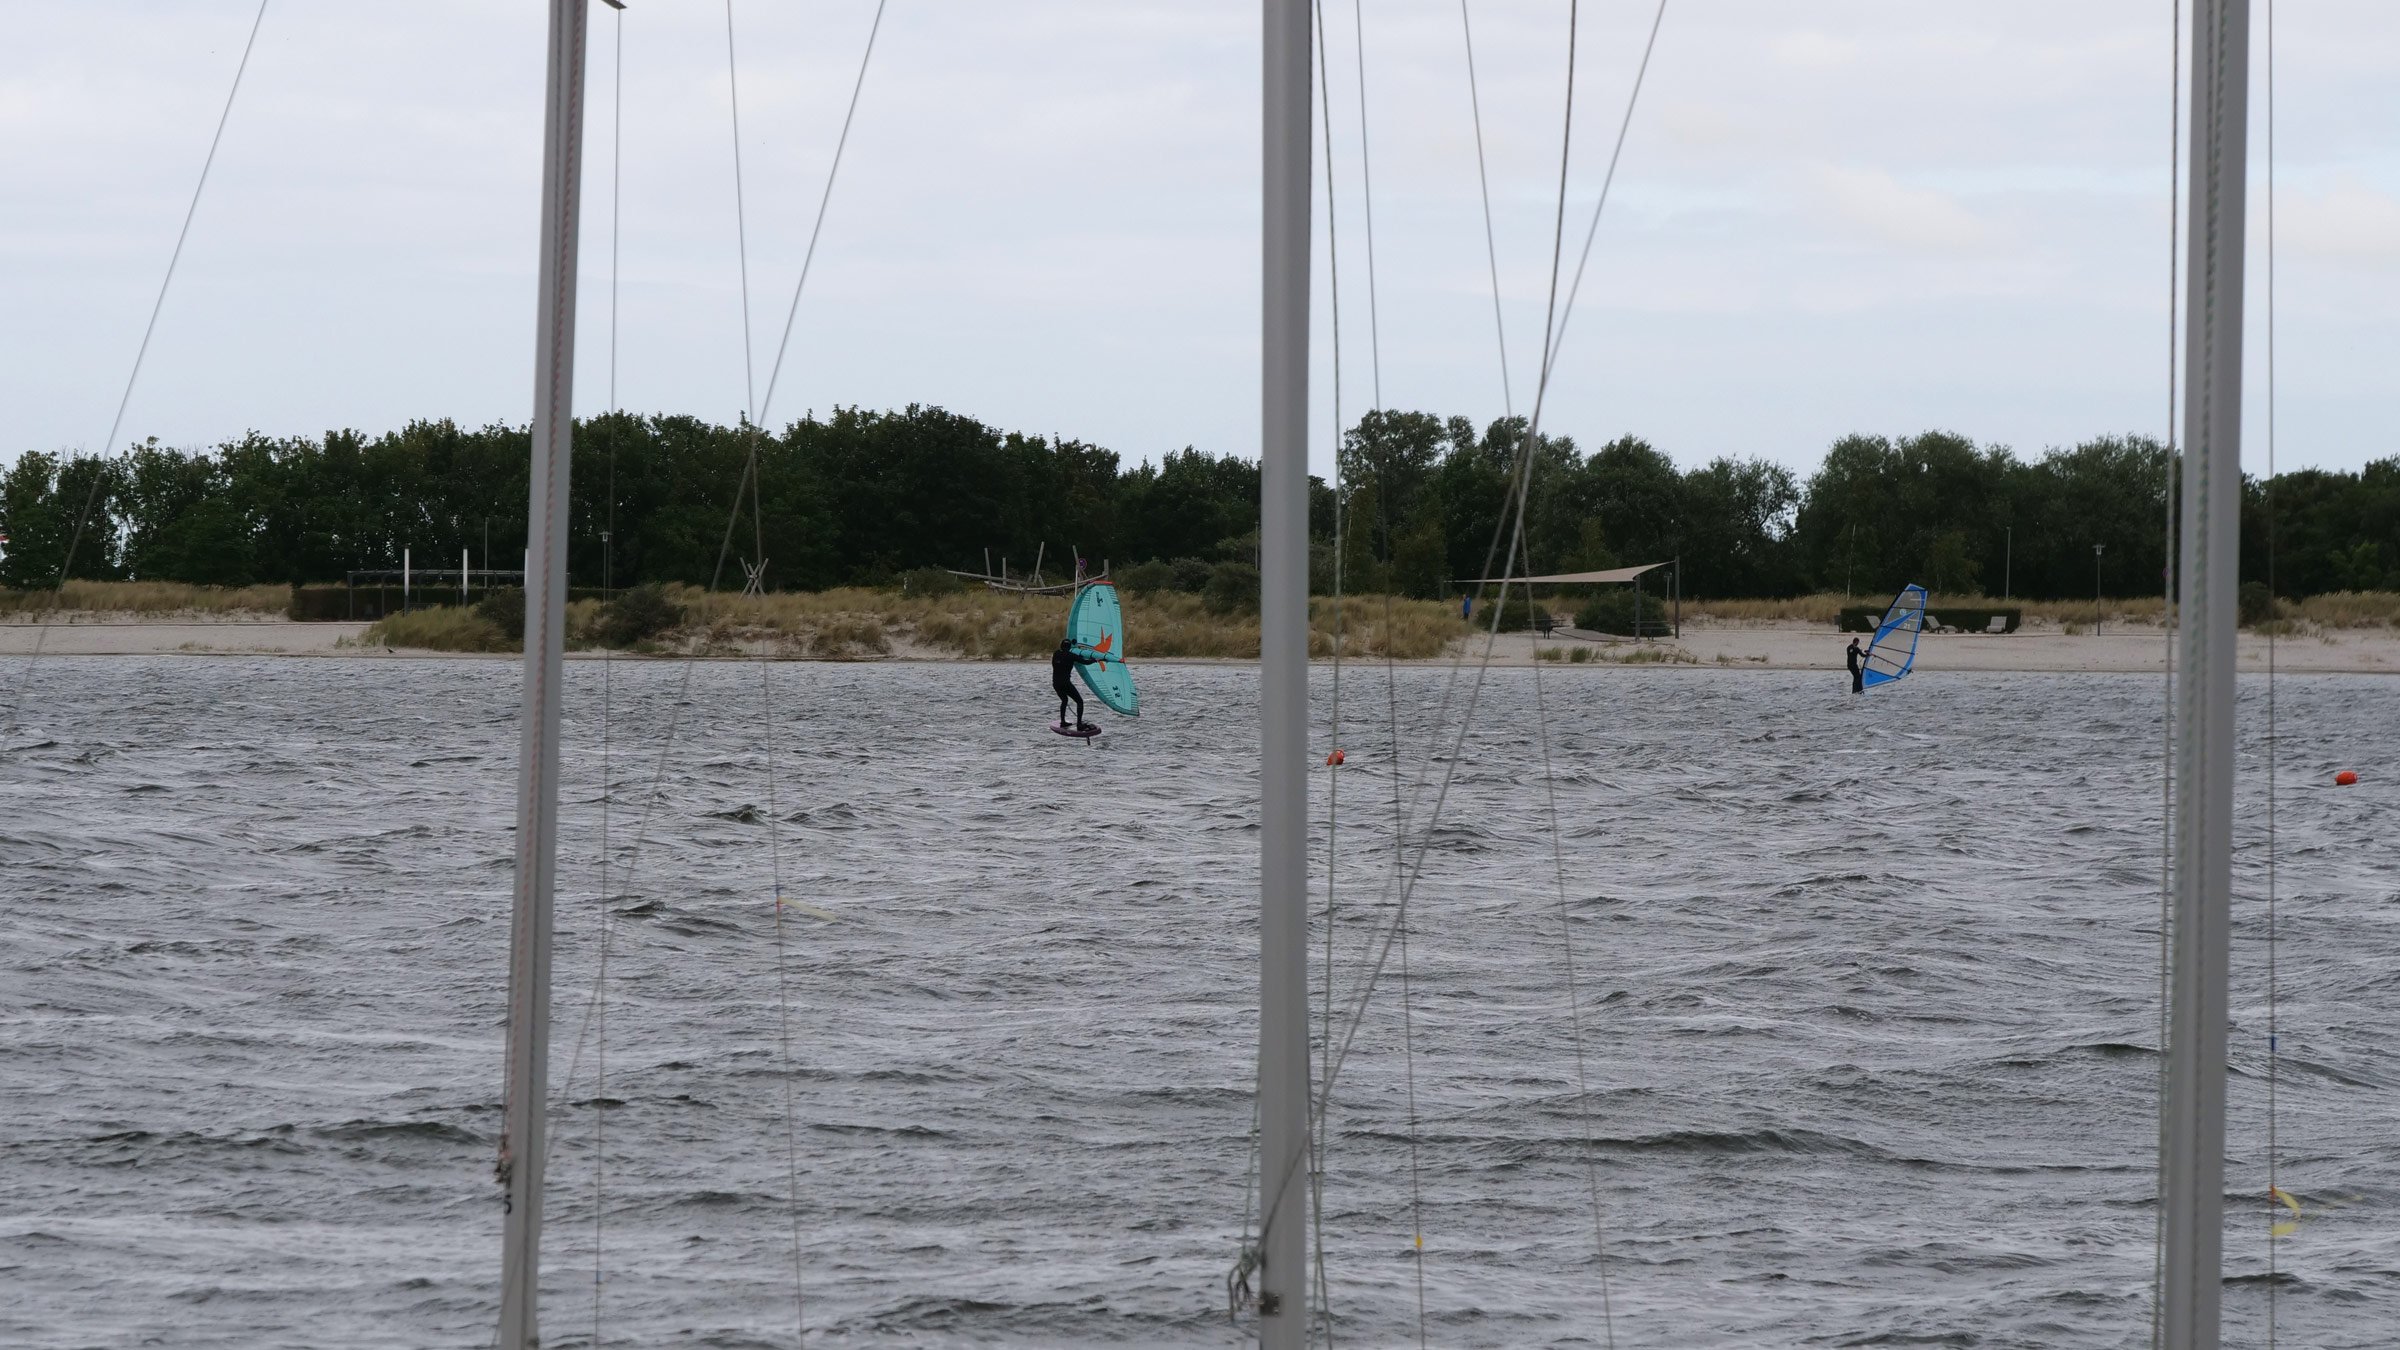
[1846,640,1864,694]
[1053,644,1098,726]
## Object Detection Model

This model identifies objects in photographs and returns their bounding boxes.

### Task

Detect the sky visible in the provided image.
[4,1,2396,486]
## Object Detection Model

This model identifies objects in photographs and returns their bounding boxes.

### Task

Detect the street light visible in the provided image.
[2093,543,2106,636]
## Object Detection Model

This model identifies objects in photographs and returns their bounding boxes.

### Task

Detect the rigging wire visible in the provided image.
[1457,0,1513,412]
[1457,1,1618,1324]
[1311,0,1345,1337]
[2263,1,2282,1337]
[4,0,271,736]
[558,11,891,1337]
[591,10,626,1343]
[725,0,760,419]
[2150,5,2181,1347]
[1349,0,1384,410]
[1322,0,1665,1123]
[756,0,890,430]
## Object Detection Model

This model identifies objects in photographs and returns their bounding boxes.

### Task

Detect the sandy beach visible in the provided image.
[3,615,2394,674]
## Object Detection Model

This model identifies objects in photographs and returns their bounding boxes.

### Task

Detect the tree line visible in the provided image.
[2,404,2392,599]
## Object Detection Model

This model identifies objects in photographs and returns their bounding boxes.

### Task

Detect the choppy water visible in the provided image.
[0,655,2394,1348]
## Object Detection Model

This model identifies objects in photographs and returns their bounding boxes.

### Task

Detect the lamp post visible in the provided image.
[2093,543,2106,636]
[2003,525,2012,600]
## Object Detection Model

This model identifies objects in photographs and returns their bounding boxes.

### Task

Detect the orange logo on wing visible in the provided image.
[1092,633,1115,655]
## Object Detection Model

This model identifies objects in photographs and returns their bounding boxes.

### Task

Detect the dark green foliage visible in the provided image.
[1117,559,1175,595]
[2238,581,2277,628]
[1204,561,1260,615]
[898,566,962,596]
[476,587,526,642]
[8,405,2394,604]
[597,583,683,647]
[1575,589,1672,636]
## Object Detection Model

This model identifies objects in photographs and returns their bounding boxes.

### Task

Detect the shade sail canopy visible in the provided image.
[1450,561,1669,586]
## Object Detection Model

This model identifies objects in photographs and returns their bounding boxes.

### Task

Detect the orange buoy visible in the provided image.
[1326,749,1346,766]
[2336,770,2359,786]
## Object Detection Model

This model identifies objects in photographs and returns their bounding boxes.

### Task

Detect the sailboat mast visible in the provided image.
[2160,1,2247,1345]
[1257,0,1312,1344]
[498,1,593,1345]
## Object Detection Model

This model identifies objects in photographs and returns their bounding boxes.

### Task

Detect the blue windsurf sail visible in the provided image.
[1861,583,1927,689]
[1067,580,1139,716]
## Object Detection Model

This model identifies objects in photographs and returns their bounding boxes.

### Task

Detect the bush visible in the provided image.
[1204,561,1261,615]
[2238,581,2276,628]
[1576,588,1666,636]
[361,605,511,652]
[596,583,684,647]
[1118,559,1177,595]
[899,566,962,596]
[1168,557,1213,593]
[476,587,525,641]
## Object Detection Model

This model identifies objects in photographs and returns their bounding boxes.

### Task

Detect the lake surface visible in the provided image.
[1,656,2393,1348]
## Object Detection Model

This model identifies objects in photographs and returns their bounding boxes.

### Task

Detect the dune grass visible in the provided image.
[0,580,291,617]
[357,605,512,652]
[342,585,1476,660]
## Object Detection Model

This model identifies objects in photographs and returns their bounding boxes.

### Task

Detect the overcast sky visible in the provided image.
[5,2,2396,484]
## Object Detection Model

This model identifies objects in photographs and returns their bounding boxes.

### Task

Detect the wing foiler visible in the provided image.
[1862,583,1927,689]
[1068,579,1139,717]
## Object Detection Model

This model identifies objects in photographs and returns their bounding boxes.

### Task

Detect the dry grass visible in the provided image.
[0,580,289,617]
[1688,591,2200,629]
[357,605,511,652]
[1602,644,1699,665]
[514,585,1477,661]
[2294,591,2400,628]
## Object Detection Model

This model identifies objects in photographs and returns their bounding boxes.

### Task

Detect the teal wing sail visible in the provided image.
[1068,581,1139,716]
[1861,583,1927,689]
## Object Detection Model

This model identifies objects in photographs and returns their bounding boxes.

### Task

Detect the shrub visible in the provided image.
[899,566,962,596]
[2238,581,2276,628]
[1568,644,1594,663]
[1168,557,1213,593]
[597,583,684,647]
[476,587,525,641]
[361,605,511,652]
[1204,561,1261,615]
[1118,559,1177,595]
[1575,588,1669,637]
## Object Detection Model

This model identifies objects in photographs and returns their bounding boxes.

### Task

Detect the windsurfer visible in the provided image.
[1054,636,1100,729]
[1845,637,1864,694]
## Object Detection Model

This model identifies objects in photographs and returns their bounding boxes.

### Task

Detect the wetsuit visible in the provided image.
[1846,639,1864,694]
[1053,643,1099,726]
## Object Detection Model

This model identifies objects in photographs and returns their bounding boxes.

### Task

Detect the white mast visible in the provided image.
[2160,1,2247,1345]
[498,1,596,1345]
[1257,0,1312,1344]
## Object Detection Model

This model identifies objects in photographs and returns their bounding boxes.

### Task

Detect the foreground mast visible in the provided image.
[2161,1,2248,1345]
[498,1,594,1345]
[1257,0,1312,1345]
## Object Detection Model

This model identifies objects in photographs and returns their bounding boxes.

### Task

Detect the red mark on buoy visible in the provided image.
[2335,770,2359,786]
[1326,749,1345,766]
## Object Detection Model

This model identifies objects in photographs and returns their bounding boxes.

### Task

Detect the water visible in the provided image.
[1,656,2394,1348]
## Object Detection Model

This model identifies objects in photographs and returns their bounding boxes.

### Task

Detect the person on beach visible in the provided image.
[1846,636,1865,694]
[1054,636,1100,729]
